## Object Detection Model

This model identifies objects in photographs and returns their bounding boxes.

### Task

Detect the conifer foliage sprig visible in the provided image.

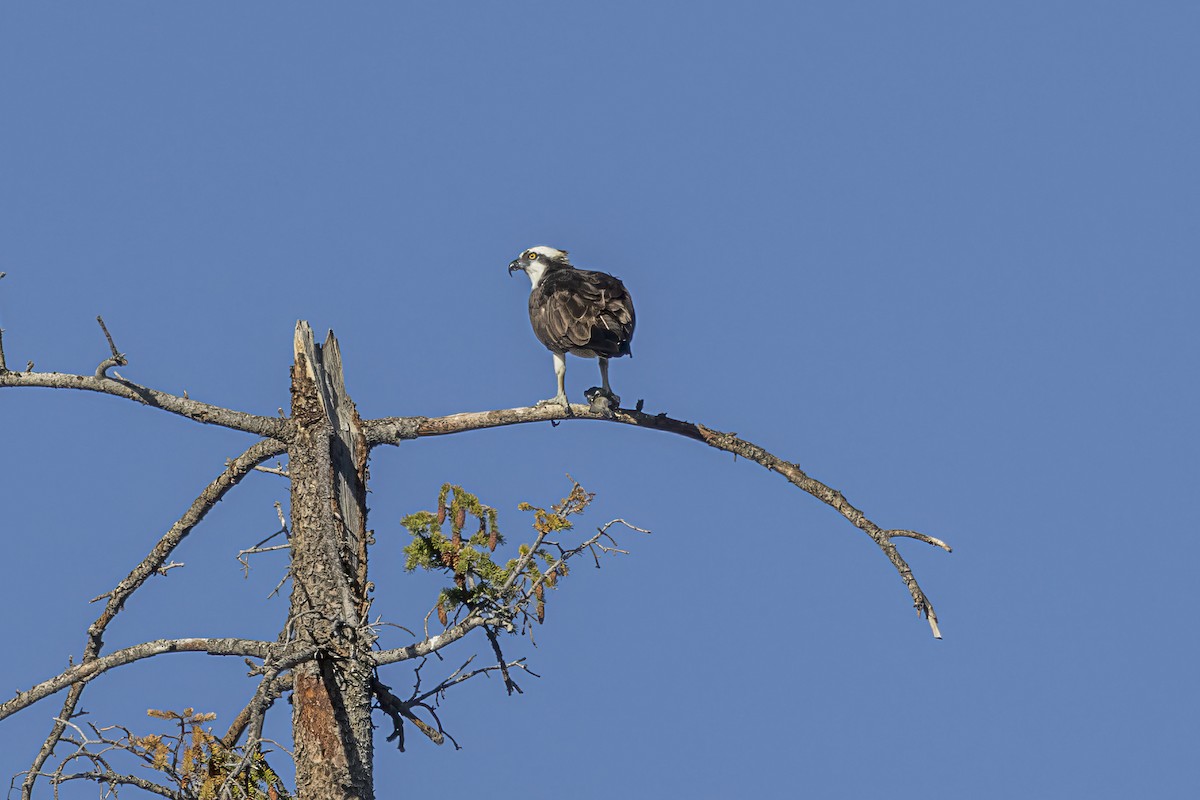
[401,480,618,629]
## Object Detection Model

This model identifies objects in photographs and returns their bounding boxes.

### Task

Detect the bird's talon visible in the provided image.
[584,387,621,415]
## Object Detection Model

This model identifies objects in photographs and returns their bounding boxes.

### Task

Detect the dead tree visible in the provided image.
[0,312,950,800]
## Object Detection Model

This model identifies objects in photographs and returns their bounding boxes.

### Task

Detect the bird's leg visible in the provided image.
[585,359,619,415]
[597,358,620,407]
[536,352,570,408]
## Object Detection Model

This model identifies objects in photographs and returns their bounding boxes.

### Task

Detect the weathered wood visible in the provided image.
[289,322,375,800]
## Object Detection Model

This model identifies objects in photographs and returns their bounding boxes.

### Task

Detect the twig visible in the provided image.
[517,517,648,617]
[254,463,290,478]
[369,618,416,638]
[234,499,296,586]
[239,543,290,559]
[236,505,291,576]
[887,529,952,552]
[372,677,443,750]
[93,316,128,379]
[266,568,292,599]
[413,657,537,707]
[52,770,181,800]
[0,275,9,372]
[85,561,184,604]
[237,544,291,577]
[28,718,186,800]
[484,628,521,696]
[372,653,536,753]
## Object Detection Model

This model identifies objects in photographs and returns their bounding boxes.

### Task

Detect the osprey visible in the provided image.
[508,246,636,409]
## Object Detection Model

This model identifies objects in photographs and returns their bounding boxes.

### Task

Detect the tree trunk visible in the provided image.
[289,323,375,799]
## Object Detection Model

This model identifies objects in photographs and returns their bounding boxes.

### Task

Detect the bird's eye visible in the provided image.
[527,252,539,260]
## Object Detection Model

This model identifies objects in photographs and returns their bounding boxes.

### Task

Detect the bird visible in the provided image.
[508,246,636,409]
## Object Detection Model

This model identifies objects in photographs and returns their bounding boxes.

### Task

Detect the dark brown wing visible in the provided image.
[529,267,635,358]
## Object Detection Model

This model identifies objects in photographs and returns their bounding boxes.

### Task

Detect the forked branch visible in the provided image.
[94,315,128,378]
[372,656,535,752]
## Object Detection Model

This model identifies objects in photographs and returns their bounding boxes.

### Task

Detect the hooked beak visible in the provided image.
[508,258,527,276]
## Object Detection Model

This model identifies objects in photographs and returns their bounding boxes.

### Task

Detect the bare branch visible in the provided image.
[371,614,490,668]
[93,316,128,378]
[372,677,443,750]
[19,718,186,800]
[50,770,182,800]
[1,638,280,721]
[0,370,292,439]
[886,529,952,552]
[368,618,416,639]
[411,657,537,707]
[238,542,290,561]
[483,628,521,696]
[96,316,120,360]
[233,502,293,584]
[514,517,648,619]
[366,403,950,638]
[253,462,290,478]
[219,673,295,750]
[373,654,536,752]
[0,275,7,373]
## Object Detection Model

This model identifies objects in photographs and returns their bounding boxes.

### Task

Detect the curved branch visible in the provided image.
[366,404,950,638]
[0,371,292,440]
[1,638,280,721]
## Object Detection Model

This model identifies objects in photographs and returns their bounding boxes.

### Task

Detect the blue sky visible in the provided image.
[1,3,1196,798]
